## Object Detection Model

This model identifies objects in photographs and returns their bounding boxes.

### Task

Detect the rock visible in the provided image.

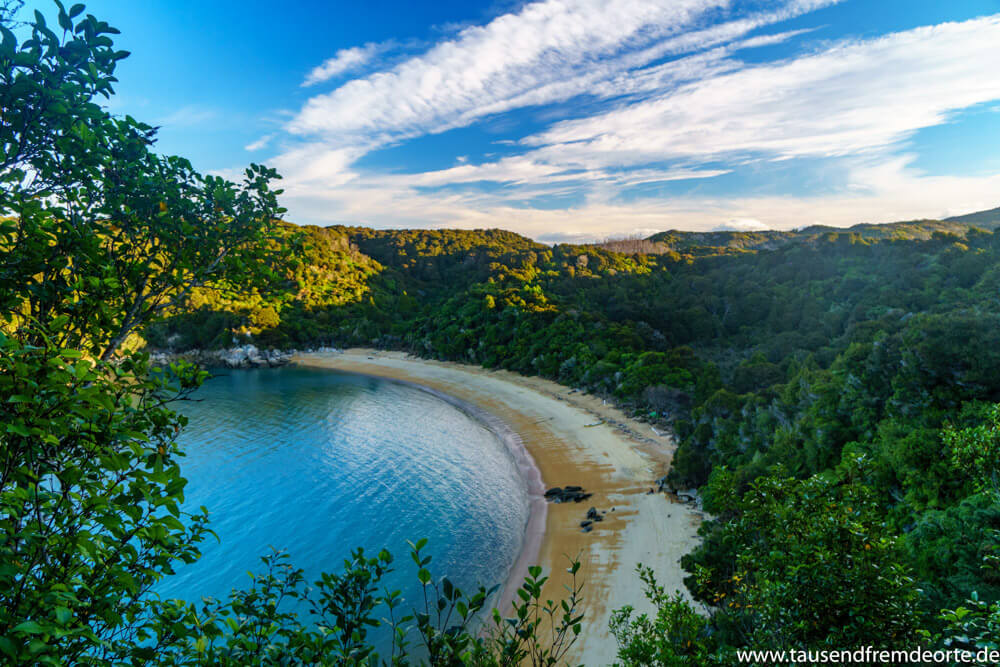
[581,524,593,533]
[677,489,700,503]
[544,486,591,503]
[580,520,593,529]
[586,507,599,520]
[149,345,293,370]
[676,488,703,510]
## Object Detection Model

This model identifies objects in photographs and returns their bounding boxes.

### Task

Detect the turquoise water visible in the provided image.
[156,365,530,634]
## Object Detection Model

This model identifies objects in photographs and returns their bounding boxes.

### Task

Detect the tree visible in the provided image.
[0,5,584,664]
[0,3,282,662]
[682,465,922,652]
[945,403,1000,498]
[611,567,717,666]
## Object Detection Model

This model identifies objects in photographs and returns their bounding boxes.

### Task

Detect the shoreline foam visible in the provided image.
[295,349,704,664]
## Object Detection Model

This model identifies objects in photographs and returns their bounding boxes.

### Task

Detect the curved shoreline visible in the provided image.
[295,349,703,664]
[327,368,547,615]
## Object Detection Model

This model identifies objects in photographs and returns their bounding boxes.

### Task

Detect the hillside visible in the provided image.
[143,206,1000,654]
[944,205,1000,228]
[645,214,996,257]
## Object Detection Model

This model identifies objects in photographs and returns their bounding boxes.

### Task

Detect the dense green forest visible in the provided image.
[148,214,1000,658]
[6,0,1000,663]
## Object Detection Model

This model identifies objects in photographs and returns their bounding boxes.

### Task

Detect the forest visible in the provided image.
[147,212,1000,659]
[4,0,1000,663]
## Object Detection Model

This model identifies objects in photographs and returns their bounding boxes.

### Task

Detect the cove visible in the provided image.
[155,365,531,637]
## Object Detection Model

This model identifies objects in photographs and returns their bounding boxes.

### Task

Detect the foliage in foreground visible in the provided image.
[145,543,583,666]
[0,4,582,665]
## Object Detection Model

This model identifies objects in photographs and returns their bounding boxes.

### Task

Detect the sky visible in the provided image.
[22,0,1000,241]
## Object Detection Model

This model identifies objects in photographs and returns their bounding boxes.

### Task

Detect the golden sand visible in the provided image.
[295,349,703,664]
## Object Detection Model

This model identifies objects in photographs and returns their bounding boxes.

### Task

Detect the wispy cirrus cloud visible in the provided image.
[287,0,838,142]
[302,43,389,87]
[244,134,274,151]
[527,16,1000,165]
[252,0,1000,238]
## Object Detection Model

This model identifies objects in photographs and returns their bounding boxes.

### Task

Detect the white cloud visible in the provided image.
[302,43,386,87]
[281,155,1000,240]
[244,134,274,151]
[401,156,729,187]
[715,218,769,231]
[288,0,839,142]
[528,16,1000,165]
[271,3,1000,239]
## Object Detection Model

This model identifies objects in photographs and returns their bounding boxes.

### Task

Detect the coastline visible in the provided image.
[295,349,704,665]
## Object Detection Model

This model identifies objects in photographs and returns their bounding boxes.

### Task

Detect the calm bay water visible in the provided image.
[156,365,530,631]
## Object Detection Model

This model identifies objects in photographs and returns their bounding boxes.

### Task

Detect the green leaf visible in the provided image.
[6,423,30,437]
[13,621,44,635]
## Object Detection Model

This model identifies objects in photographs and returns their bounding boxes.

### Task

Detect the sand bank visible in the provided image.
[295,349,703,665]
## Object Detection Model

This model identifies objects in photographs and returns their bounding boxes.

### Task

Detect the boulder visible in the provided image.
[544,486,592,503]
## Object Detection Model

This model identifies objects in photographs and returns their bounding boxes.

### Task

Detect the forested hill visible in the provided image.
[147,208,1000,644]
[646,213,1000,257]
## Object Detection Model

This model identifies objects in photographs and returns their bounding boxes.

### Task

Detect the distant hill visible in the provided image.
[943,206,1000,229]
[635,206,1000,257]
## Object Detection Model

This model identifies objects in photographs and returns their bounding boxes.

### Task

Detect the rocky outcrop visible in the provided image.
[149,344,296,369]
[544,486,593,503]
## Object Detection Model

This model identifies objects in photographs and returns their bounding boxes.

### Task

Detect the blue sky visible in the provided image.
[23,0,1000,240]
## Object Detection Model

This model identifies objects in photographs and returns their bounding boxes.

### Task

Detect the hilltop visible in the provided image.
[639,207,1000,257]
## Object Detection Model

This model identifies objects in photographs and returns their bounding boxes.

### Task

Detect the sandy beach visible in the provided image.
[295,349,703,665]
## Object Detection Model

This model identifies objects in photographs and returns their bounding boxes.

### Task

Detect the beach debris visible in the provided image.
[544,486,593,503]
[583,420,604,428]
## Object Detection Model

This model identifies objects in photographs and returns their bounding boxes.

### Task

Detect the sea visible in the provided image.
[154,365,531,649]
